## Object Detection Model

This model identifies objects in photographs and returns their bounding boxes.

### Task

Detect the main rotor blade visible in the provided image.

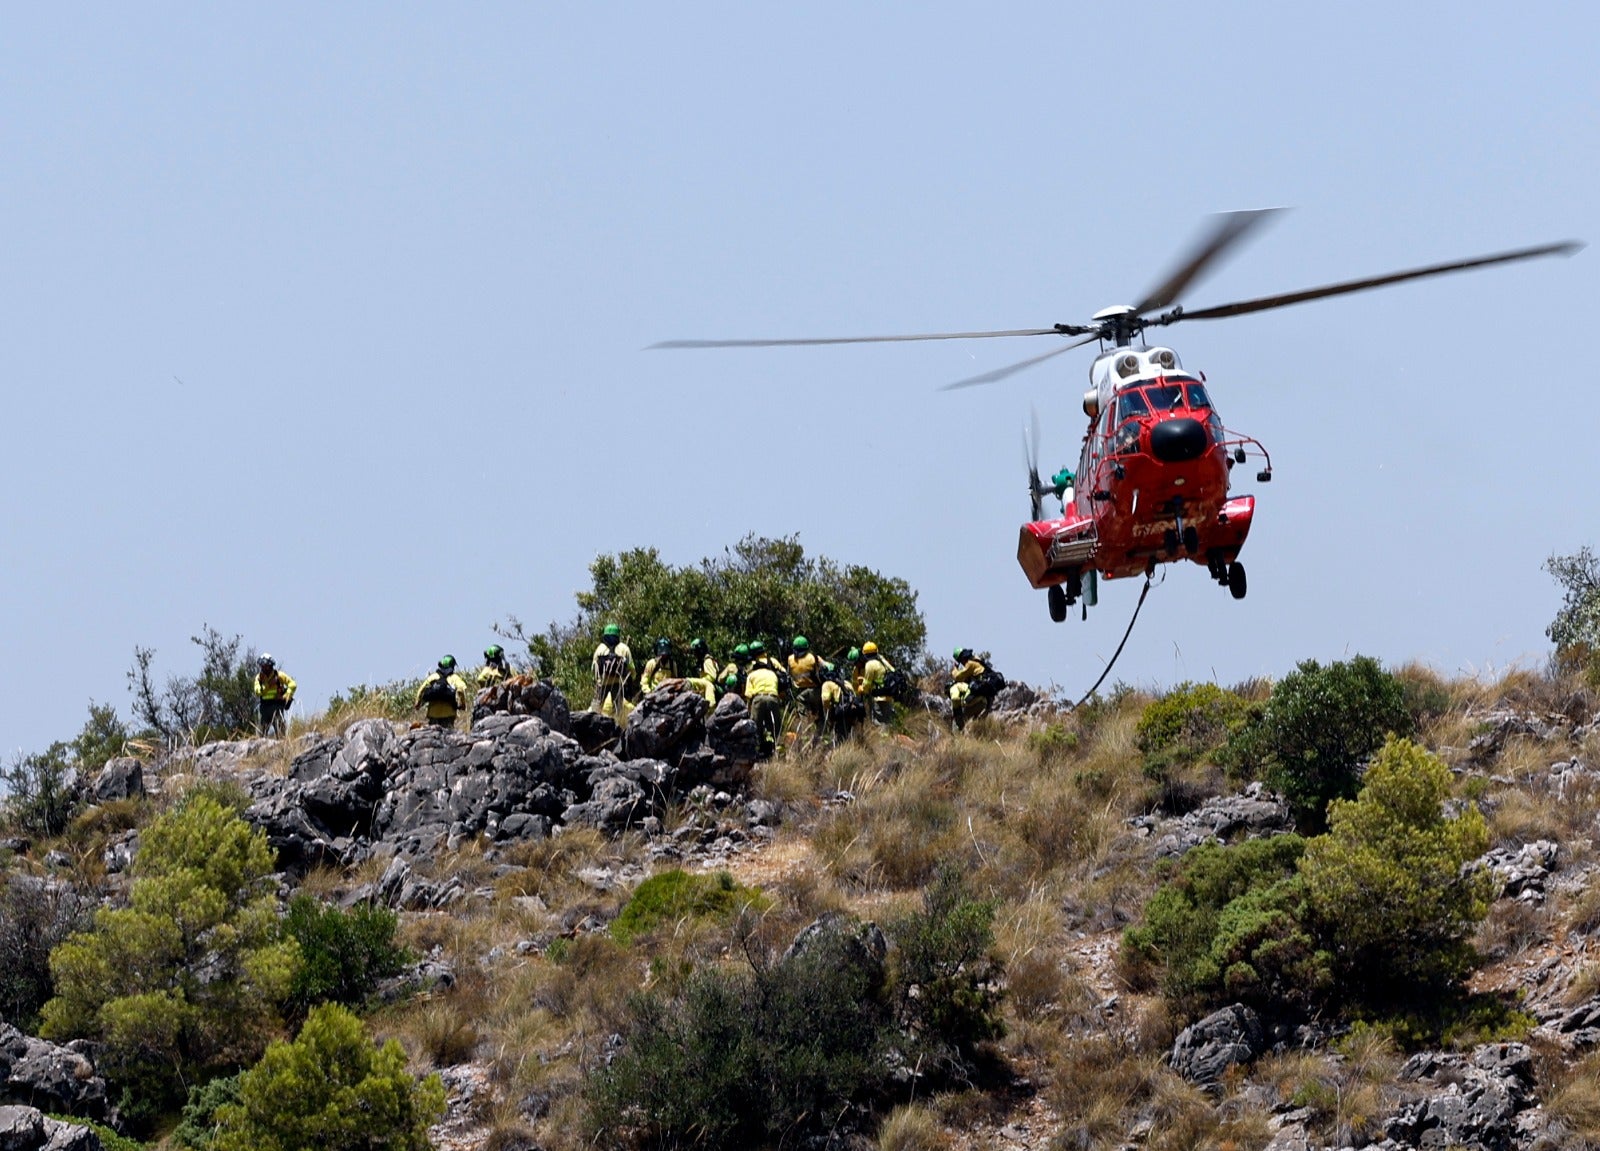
[1168,240,1584,323]
[938,335,1099,391]
[1133,208,1285,316]
[650,327,1063,350]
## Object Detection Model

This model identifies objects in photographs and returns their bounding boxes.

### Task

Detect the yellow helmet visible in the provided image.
[862,641,878,656]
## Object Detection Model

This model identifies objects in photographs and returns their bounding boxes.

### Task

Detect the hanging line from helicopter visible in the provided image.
[1067,571,1156,712]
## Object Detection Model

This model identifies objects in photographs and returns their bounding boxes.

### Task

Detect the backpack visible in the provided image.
[421,675,457,706]
[973,665,1006,698]
[596,649,627,684]
[881,668,915,704]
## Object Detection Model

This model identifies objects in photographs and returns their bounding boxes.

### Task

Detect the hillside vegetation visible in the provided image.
[3,543,1600,1151]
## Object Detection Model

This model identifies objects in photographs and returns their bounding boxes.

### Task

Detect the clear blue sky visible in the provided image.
[3,3,1594,757]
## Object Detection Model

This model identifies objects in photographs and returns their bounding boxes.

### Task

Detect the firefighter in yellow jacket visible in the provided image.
[415,656,470,729]
[786,635,829,720]
[591,624,634,717]
[476,644,513,690]
[854,641,896,723]
[253,654,297,737]
[744,656,784,759]
[640,637,680,693]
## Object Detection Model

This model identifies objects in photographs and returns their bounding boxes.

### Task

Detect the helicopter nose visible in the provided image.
[1149,417,1209,463]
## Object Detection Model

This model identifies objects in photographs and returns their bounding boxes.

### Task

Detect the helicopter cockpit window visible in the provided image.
[1116,390,1150,421]
[1186,382,1212,409]
[1144,384,1184,411]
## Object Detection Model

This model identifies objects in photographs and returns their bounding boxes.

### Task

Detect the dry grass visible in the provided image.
[1542,1050,1600,1145]
[1477,898,1556,963]
[876,1103,951,1151]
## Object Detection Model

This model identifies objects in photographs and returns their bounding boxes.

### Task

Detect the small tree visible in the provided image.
[127,625,260,744]
[886,863,1004,1073]
[0,873,89,1031]
[1300,737,1493,1009]
[1224,656,1411,831]
[1545,546,1600,679]
[40,793,298,1120]
[1,743,81,838]
[213,1003,444,1151]
[518,535,927,699]
[282,894,409,1017]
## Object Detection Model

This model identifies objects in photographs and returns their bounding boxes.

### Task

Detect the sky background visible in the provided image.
[3,3,1595,757]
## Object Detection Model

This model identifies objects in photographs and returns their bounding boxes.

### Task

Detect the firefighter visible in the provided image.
[252,654,297,737]
[787,635,828,719]
[720,644,750,697]
[949,646,1004,730]
[689,637,720,682]
[819,660,862,745]
[744,652,784,759]
[591,624,634,717]
[856,641,897,723]
[476,644,513,689]
[641,637,680,693]
[415,656,470,729]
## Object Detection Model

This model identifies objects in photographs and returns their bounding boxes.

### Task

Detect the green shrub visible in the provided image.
[172,1074,242,1149]
[1223,656,1411,831]
[610,869,768,946]
[1,743,81,838]
[1301,737,1494,1011]
[588,916,893,1150]
[1122,835,1328,1018]
[40,793,298,1125]
[1135,682,1251,774]
[73,701,130,774]
[126,625,261,744]
[47,1116,144,1151]
[213,1003,444,1151]
[886,863,1004,1073]
[283,895,409,1017]
[1545,546,1600,657]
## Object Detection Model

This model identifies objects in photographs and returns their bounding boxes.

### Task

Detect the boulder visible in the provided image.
[569,711,622,755]
[1169,1004,1265,1087]
[0,1024,111,1123]
[0,1106,102,1151]
[1479,840,1559,903]
[624,684,709,763]
[89,757,143,803]
[470,676,573,734]
[704,694,759,772]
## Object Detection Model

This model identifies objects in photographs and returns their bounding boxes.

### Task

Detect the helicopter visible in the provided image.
[655,211,1581,622]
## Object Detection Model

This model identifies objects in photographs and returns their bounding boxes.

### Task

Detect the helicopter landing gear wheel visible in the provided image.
[1182,526,1200,553]
[1065,569,1083,602]
[1048,584,1068,623]
[1227,562,1247,600]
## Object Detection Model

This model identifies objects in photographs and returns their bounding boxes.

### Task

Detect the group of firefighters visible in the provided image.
[589,627,1006,757]
[251,634,1005,755]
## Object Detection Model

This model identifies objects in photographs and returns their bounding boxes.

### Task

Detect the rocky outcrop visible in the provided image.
[470,675,572,733]
[1480,840,1560,903]
[1127,783,1294,858]
[1386,1042,1537,1151]
[238,686,760,889]
[1170,1004,1265,1088]
[0,1025,111,1123]
[0,1107,102,1151]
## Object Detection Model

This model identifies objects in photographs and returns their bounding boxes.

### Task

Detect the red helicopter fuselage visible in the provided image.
[1018,347,1269,609]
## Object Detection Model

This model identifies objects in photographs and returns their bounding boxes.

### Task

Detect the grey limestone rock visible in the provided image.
[624,684,709,764]
[0,1106,103,1151]
[88,757,143,803]
[1387,1042,1535,1151]
[1170,1004,1266,1087]
[0,1024,111,1123]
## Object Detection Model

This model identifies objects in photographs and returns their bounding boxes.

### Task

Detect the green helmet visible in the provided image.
[690,637,707,653]
[603,623,621,639]
[847,647,861,662]
[439,655,456,671]
[792,635,808,651]
[749,640,765,655]
[734,644,749,659]
[486,644,504,660]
